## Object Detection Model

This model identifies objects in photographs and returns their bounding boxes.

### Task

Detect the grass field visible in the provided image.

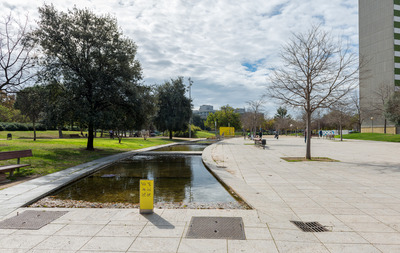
[0,131,182,178]
[339,133,400,142]
[194,130,216,138]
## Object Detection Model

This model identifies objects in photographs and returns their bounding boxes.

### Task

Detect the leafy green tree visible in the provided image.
[192,114,205,130]
[31,5,143,150]
[39,81,74,138]
[0,92,24,122]
[205,105,241,131]
[385,92,400,126]
[107,84,154,143]
[153,77,192,139]
[274,106,292,133]
[274,107,290,119]
[14,86,45,140]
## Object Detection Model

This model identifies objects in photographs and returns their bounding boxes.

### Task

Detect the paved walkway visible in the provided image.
[0,137,399,252]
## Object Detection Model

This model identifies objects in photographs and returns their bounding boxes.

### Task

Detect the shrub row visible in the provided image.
[0,122,48,131]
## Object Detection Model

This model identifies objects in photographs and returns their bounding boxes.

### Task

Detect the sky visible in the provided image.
[2,0,359,116]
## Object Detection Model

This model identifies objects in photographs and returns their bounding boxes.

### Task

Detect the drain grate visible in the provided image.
[186,217,246,240]
[290,221,329,232]
[0,210,68,230]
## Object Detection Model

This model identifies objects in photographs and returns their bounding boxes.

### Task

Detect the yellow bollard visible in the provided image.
[139,179,154,214]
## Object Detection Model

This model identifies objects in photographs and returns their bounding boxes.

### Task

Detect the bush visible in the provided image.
[36,124,47,131]
[173,125,202,137]
[16,124,29,131]
[4,123,18,131]
[0,122,48,131]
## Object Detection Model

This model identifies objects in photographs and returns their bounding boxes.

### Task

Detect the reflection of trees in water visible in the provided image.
[54,155,193,203]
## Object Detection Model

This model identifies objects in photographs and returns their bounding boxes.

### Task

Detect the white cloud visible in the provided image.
[1,0,359,115]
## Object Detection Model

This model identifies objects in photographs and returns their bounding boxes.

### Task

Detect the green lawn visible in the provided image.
[194,130,216,138]
[0,131,181,177]
[339,133,400,142]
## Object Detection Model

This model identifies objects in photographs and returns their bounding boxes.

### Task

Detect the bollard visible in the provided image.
[139,179,154,214]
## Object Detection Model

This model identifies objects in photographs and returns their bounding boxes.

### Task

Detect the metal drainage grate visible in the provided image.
[290,221,329,232]
[0,210,68,230]
[186,217,246,240]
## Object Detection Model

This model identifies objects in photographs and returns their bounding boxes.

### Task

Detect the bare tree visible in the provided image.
[244,95,266,136]
[327,99,352,141]
[350,91,363,132]
[385,91,400,127]
[371,82,393,133]
[0,13,36,93]
[267,25,359,159]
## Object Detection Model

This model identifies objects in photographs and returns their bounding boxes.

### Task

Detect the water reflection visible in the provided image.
[151,144,207,152]
[53,155,237,204]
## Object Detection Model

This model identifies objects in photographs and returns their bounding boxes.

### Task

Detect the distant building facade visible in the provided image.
[193,105,246,119]
[193,105,216,119]
[359,0,400,134]
[234,108,246,114]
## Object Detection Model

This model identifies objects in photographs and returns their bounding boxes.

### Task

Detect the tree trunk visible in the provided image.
[306,111,311,160]
[101,129,104,138]
[87,121,94,151]
[58,126,63,138]
[384,119,387,134]
[33,120,36,141]
[169,130,173,139]
[340,123,343,141]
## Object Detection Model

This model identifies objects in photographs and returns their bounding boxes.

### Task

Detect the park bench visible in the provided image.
[0,150,33,183]
[254,138,267,149]
[69,134,80,138]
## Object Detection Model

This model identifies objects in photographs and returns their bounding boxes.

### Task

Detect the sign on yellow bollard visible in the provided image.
[220,127,235,137]
[139,179,154,214]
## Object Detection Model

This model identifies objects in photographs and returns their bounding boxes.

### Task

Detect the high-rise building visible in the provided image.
[359,0,400,134]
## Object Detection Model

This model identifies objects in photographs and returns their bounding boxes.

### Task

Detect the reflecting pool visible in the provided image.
[52,155,240,205]
[151,144,207,152]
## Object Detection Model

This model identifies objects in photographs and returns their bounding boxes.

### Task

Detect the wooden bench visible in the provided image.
[254,138,267,149]
[69,134,80,138]
[0,150,33,182]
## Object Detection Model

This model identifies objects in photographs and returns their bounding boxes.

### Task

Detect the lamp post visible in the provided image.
[371,117,374,133]
[215,120,217,137]
[290,124,293,135]
[188,78,193,138]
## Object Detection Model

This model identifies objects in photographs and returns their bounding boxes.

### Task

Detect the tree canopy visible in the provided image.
[14,85,45,140]
[31,5,144,150]
[153,77,192,139]
[205,105,241,131]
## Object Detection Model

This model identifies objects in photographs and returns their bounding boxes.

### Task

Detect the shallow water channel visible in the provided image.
[51,154,242,206]
[151,144,207,152]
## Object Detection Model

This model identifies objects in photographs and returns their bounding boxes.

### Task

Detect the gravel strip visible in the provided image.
[29,196,250,209]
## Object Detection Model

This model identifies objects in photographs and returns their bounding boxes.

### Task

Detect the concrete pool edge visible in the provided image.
[0,142,193,219]
[202,141,256,210]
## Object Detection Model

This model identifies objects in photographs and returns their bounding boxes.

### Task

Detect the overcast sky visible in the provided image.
[2,0,358,116]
